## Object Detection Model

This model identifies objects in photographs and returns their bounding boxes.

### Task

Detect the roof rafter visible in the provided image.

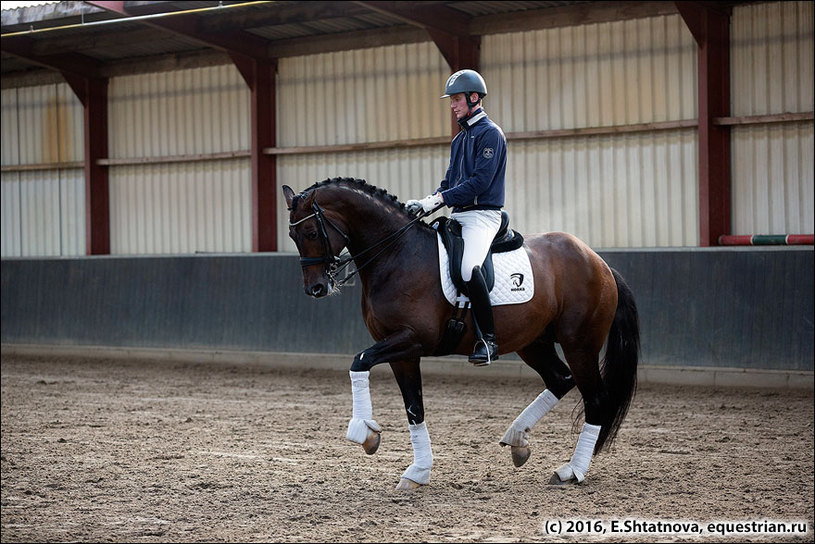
[351,1,471,37]
[0,34,102,78]
[197,1,373,33]
[350,1,476,71]
[85,1,272,60]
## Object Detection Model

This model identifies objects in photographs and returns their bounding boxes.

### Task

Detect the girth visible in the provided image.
[432,211,524,295]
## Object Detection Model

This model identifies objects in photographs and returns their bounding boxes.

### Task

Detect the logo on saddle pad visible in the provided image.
[510,273,525,290]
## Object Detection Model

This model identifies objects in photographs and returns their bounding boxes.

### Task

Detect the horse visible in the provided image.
[282,177,639,490]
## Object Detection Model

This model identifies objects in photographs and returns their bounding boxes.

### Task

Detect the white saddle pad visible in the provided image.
[437,233,534,306]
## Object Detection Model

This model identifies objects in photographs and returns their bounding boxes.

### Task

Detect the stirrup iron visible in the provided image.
[469,334,498,366]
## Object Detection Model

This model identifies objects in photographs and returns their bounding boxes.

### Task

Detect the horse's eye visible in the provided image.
[305,230,318,240]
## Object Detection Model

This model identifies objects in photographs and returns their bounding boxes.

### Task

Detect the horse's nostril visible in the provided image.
[309,284,326,297]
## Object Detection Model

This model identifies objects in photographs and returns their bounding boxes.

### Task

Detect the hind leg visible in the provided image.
[500,335,576,467]
[550,344,606,485]
[520,332,576,398]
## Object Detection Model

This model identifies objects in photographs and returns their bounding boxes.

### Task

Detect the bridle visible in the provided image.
[289,198,431,287]
[288,197,434,287]
[289,199,350,271]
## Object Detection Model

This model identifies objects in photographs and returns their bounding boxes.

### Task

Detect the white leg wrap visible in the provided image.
[500,389,559,447]
[346,371,381,444]
[401,422,433,485]
[554,423,601,483]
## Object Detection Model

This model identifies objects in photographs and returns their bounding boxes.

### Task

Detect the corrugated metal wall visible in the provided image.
[109,161,250,254]
[276,42,451,252]
[107,64,252,254]
[731,1,814,236]
[2,2,812,257]
[484,15,700,247]
[486,17,697,130]
[505,133,698,247]
[277,43,450,146]
[276,147,445,252]
[1,84,85,257]
[1,88,20,257]
[277,15,701,250]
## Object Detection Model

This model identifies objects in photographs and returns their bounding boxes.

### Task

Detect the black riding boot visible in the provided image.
[466,266,499,366]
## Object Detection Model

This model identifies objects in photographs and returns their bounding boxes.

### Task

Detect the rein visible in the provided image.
[290,199,438,287]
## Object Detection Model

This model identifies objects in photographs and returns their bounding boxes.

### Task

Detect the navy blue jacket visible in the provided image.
[437,109,507,212]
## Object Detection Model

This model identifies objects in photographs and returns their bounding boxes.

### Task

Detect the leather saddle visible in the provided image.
[432,211,524,295]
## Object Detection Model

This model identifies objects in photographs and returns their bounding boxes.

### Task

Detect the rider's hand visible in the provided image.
[406,199,423,215]
[423,193,444,212]
[407,193,444,215]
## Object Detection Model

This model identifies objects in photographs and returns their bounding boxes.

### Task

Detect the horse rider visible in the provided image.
[407,69,508,366]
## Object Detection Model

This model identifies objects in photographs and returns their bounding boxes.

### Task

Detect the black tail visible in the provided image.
[594,268,640,453]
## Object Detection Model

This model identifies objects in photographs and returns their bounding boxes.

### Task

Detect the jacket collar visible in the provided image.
[458,108,487,130]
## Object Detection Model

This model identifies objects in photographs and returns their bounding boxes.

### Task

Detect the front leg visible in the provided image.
[346,370,382,454]
[346,330,423,456]
[390,360,432,490]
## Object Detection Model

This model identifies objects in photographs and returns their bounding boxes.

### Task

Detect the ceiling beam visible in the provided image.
[266,25,429,58]
[26,26,170,56]
[85,1,272,60]
[0,34,102,78]
[675,1,733,44]
[352,1,471,36]
[1,25,430,79]
[427,29,480,71]
[350,1,477,74]
[470,1,679,35]
[197,1,373,33]
[3,1,734,83]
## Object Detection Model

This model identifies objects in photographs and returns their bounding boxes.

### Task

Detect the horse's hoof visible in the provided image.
[362,430,380,455]
[548,472,578,486]
[510,446,531,467]
[395,478,422,491]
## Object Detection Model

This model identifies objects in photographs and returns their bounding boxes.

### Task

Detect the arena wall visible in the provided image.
[2,249,812,379]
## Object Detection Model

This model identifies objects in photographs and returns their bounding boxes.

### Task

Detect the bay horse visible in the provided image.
[283,178,639,490]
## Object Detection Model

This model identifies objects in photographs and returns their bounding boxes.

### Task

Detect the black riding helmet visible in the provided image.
[441,69,487,110]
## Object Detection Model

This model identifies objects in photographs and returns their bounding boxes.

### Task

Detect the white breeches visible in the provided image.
[451,209,502,282]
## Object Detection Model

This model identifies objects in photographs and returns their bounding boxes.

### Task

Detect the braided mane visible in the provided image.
[296,177,412,216]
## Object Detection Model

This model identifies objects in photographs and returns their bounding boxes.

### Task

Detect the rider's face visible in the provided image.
[450,93,475,119]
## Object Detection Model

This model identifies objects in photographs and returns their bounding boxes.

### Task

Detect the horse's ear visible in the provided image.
[282,185,296,209]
